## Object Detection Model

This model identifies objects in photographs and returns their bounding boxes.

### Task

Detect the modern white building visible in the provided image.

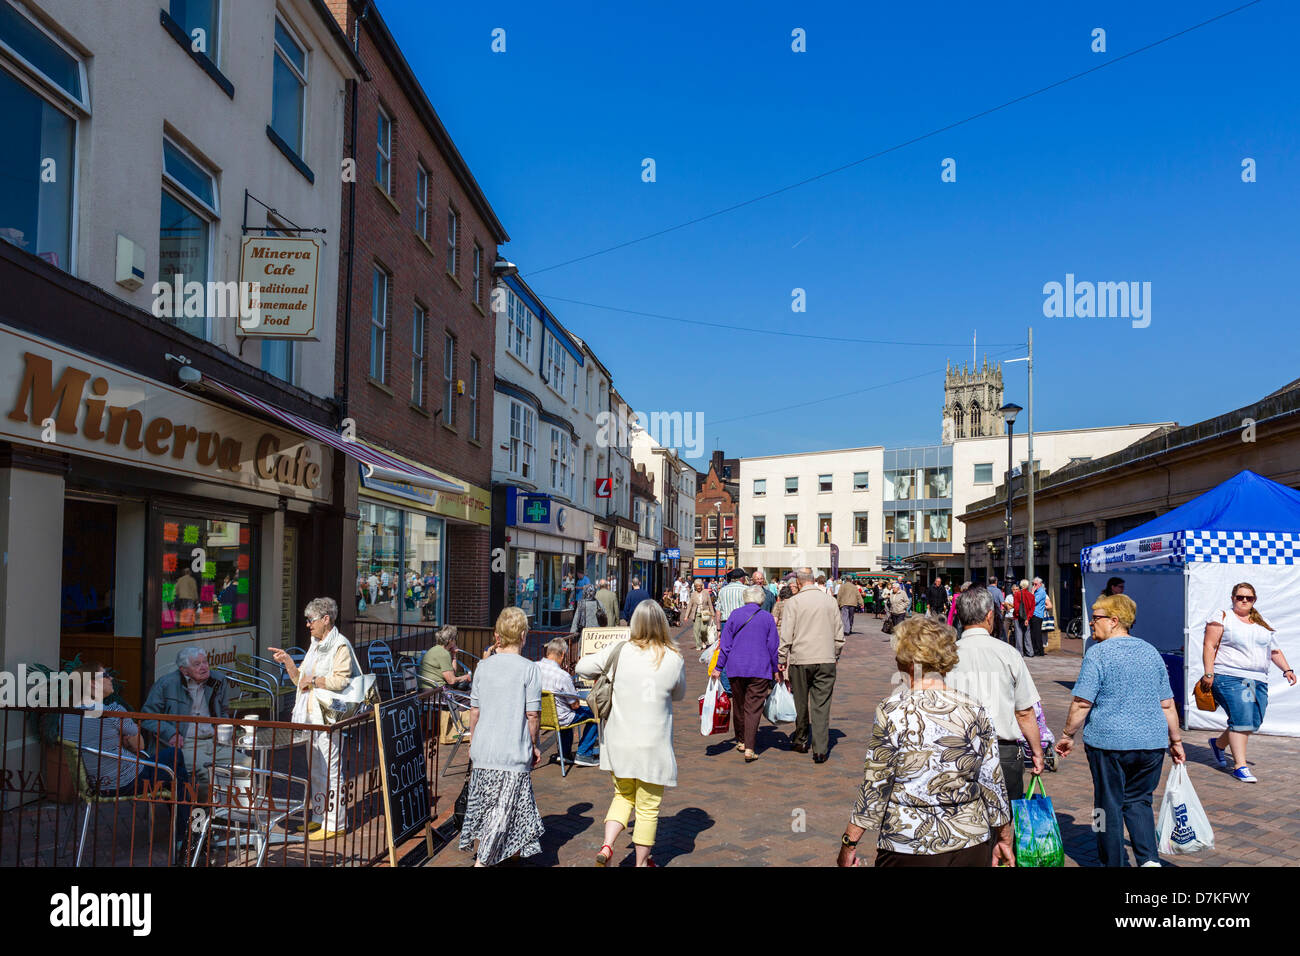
[678,464,697,570]
[739,446,885,579]
[738,422,1171,582]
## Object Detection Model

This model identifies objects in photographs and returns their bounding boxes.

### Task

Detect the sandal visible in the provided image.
[735,741,746,752]
[595,843,614,867]
[744,750,758,762]
[642,857,658,868]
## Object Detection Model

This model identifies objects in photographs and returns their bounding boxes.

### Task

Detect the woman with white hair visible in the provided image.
[712,584,781,761]
[269,596,361,840]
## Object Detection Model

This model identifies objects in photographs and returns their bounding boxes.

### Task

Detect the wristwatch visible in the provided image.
[841,833,859,848]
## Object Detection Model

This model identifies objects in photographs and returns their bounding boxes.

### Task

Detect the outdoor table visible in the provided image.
[202,727,311,858]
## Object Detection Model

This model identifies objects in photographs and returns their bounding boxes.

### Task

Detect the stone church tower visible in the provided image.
[942,357,1004,442]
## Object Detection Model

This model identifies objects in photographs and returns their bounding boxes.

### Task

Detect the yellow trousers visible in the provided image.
[605,775,665,846]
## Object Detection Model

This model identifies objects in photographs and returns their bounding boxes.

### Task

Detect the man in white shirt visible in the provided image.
[536,637,599,767]
[946,586,1045,802]
[715,569,749,625]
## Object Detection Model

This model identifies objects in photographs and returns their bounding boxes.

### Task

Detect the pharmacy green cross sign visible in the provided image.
[522,498,550,524]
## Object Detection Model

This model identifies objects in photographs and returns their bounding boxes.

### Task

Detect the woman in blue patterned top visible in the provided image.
[1056,594,1185,866]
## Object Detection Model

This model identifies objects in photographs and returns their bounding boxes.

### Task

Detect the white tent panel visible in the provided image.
[1185,561,1300,736]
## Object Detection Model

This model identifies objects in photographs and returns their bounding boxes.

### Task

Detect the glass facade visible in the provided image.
[507,548,575,625]
[355,501,444,623]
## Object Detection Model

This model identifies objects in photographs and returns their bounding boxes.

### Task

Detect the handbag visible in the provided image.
[1011,776,1065,867]
[1193,677,1217,712]
[315,642,379,723]
[587,641,628,722]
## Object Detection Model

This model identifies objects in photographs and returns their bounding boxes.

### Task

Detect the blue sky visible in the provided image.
[381,0,1296,470]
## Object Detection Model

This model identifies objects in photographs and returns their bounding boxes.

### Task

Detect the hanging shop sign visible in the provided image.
[236,236,321,339]
[615,527,637,551]
[1,325,331,502]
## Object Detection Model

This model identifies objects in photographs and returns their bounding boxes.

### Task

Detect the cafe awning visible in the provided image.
[203,377,462,494]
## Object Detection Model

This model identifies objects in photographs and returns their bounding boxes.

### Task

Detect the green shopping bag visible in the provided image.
[1012,775,1064,867]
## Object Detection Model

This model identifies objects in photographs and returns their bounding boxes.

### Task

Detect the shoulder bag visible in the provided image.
[315,641,379,724]
[587,641,628,721]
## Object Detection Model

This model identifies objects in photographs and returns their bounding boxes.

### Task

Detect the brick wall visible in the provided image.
[327,1,505,625]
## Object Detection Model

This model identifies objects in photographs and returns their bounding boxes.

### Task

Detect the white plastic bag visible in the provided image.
[1157,764,1214,854]
[764,682,797,724]
[700,676,721,736]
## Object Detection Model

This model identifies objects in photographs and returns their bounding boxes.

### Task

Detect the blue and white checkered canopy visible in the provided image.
[1081,471,1300,572]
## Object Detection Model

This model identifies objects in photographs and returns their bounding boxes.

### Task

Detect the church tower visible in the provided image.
[942,356,1004,442]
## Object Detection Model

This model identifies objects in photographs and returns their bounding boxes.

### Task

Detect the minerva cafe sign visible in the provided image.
[236,235,320,340]
[0,324,332,502]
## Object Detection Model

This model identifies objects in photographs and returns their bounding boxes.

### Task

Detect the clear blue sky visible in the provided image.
[381,0,1296,471]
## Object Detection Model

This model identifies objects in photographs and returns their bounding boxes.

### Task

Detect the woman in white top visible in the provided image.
[576,600,686,867]
[1199,582,1296,782]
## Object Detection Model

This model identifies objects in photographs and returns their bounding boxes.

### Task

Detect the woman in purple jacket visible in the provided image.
[711,585,781,762]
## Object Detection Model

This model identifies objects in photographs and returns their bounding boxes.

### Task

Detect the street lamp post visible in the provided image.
[885,529,894,570]
[714,501,722,585]
[999,402,1023,589]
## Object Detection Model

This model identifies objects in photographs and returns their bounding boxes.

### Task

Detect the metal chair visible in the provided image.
[438,687,473,777]
[61,740,178,867]
[539,691,599,778]
[366,640,401,699]
[216,667,277,716]
[191,764,308,867]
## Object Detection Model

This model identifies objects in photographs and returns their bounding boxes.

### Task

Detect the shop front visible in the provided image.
[632,539,655,596]
[587,523,611,586]
[354,450,491,627]
[0,324,336,707]
[494,486,594,628]
[610,524,637,598]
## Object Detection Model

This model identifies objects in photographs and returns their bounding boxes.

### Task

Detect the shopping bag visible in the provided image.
[763,682,797,724]
[1012,776,1064,867]
[1157,764,1214,854]
[698,677,731,736]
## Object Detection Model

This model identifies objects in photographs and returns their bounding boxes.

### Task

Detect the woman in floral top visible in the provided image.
[837,615,1014,867]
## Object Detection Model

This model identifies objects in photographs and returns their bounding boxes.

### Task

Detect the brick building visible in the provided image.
[694,449,739,580]
[327,0,508,628]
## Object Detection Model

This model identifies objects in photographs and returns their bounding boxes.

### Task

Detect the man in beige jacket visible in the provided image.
[778,569,845,762]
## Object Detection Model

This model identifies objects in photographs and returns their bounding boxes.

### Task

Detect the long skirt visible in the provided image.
[458,767,545,865]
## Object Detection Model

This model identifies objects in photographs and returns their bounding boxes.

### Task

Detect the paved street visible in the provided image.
[429,617,1300,867]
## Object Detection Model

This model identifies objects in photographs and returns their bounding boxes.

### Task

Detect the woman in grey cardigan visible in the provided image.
[569,584,607,663]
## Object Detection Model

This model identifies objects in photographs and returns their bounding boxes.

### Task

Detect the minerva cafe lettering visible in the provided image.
[6,350,322,492]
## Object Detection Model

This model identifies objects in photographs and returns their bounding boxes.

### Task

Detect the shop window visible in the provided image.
[752,516,765,546]
[355,503,445,624]
[818,514,832,545]
[62,500,116,634]
[161,516,252,633]
[923,467,952,499]
[854,513,869,545]
[885,512,913,544]
[785,515,798,546]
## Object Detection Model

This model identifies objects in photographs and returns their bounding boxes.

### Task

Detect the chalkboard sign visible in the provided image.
[373,695,433,865]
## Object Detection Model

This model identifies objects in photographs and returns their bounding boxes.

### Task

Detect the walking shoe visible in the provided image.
[1209,738,1229,768]
[812,753,828,764]
[1139,860,1162,867]
[574,754,600,767]
[790,742,809,754]
[1231,767,1258,783]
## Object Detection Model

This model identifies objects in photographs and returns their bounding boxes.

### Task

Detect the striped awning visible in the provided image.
[203,377,462,493]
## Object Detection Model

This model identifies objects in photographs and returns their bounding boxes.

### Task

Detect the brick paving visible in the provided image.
[427,617,1300,867]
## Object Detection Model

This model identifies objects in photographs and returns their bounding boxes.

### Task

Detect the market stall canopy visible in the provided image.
[203,378,462,494]
[1082,470,1300,573]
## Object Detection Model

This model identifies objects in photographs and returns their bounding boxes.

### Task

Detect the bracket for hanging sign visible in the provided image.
[242,189,328,236]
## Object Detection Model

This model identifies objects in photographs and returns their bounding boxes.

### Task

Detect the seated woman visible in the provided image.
[62,662,193,848]
[420,626,472,690]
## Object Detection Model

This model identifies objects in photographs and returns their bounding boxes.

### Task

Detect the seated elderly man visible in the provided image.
[141,647,229,787]
[537,637,600,768]
[419,625,472,690]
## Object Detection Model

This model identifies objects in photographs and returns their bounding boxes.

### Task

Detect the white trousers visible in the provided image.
[309,729,344,832]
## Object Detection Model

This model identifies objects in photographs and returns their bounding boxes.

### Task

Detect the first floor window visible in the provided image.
[159,188,212,340]
[753,516,766,546]
[723,515,734,540]
[973,463,993,484]
[885,512,913,543]
[509,401,535,479]
[414,161,428,237]
[261,340,294,382]
[446,207,458,275]
[785,515,798,546]
[375,106,392,193]
[695,516,702,540]
[473,242,482,304]
[706,514,717,539]
[854,513,869,545]
[818,514,832,545]
[443,332,456,425]
[468,356,479,440]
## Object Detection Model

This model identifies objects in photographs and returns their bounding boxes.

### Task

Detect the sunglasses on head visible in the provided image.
[1233,594,1255,602]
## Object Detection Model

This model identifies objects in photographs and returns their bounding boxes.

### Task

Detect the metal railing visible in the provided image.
[0,691,446,867]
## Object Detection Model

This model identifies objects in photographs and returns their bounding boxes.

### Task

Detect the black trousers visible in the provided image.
[999,740,1026,802]
[1029,616,1045,655]
[788,663,836,755]
[875,838,993,867]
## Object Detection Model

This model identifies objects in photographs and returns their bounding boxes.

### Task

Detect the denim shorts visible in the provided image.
[1212,674,1269,732]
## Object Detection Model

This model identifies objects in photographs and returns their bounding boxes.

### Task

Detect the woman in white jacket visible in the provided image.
[577,600,686,867]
